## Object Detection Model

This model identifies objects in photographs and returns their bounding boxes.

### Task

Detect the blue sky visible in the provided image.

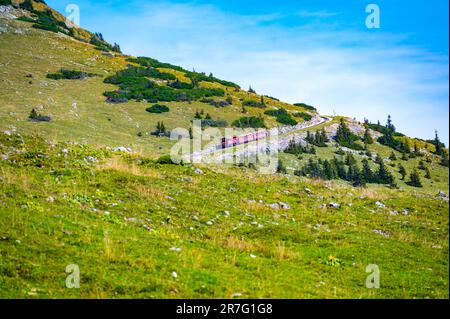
[47,0,449,144]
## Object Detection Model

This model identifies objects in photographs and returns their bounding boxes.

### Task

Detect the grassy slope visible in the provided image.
[0,133,448,298]
[0,7,449,299]
[0,17,311,158]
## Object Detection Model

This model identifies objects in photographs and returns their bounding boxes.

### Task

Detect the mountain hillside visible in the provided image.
[0,1,448,299]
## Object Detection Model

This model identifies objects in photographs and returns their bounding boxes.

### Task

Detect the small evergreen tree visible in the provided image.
[398,164,407,180]
[401,151,408,161]
[424,167,431,179]
[276,159,287,174]
[363,123,374,144]
[362,159,373,183]
[389,151,397,161]
[408,169,423,187]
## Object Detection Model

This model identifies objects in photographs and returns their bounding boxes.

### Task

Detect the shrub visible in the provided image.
[146,104,170,114]
[264,108,297,126]
[243,100,265,108]
[156,155,177,165]
[232,116,266,128]
[28,108,51,122]
[407,169,423,187]
[293,112,313,121]
[276,113,297,126]
[103,66,225,104]
[293,103,316,112]
[47,69,97,80]
[128,57,240,88]
[335,118,363,150]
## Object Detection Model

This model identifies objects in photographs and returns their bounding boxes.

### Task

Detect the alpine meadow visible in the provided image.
[0,0,448,300]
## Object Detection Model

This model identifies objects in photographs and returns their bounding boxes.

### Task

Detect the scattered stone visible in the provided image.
[402,209,408,216]
[113,146,132,153]
[249,254,256,258]
[171,271,178,278]
[223,211,230,217]
[373,229,390,237]
[329,202,340,208]
[375,201,386,208]
[84,156,97,164]
[46,196,54,203]
[194,168,203,174]
[1,154,8,161]
[267,203,280,210]
[279,202,290,210]
[104,211,110,216]
[304,187,312,194]
[206,221,213,226]
[388,211,399,216]
[169,247,182,252]
[231,293,242,298]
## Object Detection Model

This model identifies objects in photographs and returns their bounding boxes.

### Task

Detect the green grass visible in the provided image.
[0,12,448,300]
[0,132,448,298]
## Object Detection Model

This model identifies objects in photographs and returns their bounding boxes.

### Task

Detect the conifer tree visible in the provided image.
[398,164,407,180]
[408,169,423,187]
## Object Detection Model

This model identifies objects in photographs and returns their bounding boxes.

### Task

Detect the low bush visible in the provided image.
[293,103,317,112]
[28,109,51,122]
[293,112,313,121]
[243,100,265,108]
[47,69,98,80]
[146,104,170,114]
[232,116,266,128]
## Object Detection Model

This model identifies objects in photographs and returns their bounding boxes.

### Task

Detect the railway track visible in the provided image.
[185,115,333,162]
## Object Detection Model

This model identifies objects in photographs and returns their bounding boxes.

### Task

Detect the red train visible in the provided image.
[220,131,267,149]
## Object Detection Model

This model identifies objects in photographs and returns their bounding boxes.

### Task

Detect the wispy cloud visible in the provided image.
[296,10,340,18]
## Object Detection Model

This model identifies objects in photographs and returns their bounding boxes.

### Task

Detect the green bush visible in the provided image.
[47,69,98,80]
[146,104,170,114]
[293,103,317,112]
[243,100,265,108]
[103,66,224,104]
[293,112,313,121]
[232,116,266,128]
[264,108,297,125]
[128,57,240,88]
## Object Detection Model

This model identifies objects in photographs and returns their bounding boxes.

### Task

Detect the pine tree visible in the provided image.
[440,154,449,167]
[398,164,407,180]
[389,151,397,161]
[194,111,202,119]
[401,151,408,161]
[362,159,373,183]
[29,108,39,120]
[408,169,423,187]
[276,160,287,174]
[424,167,431,179]
[376,161,393,184]
[418,160,426,170]
[363,124,374,144]
[433,130,444,156]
